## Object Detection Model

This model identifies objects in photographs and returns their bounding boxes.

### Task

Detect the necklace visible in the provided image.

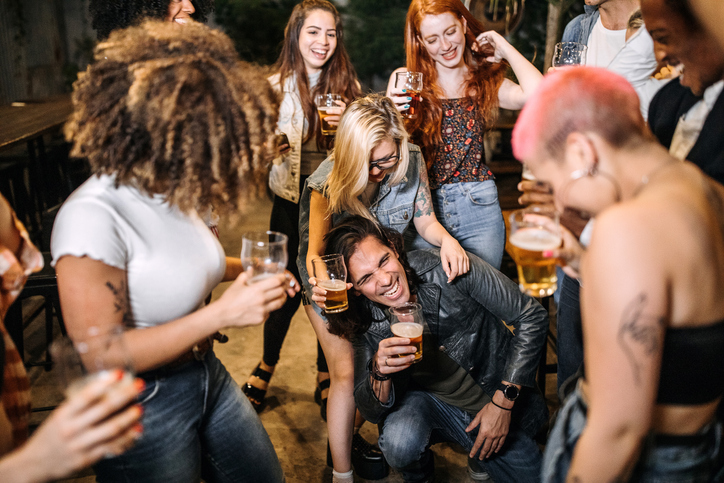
[633,160,680,196]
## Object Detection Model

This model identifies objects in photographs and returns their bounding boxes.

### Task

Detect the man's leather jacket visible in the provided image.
[353,250,549,437]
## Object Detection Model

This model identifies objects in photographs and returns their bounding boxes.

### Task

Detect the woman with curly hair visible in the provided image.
[89,0,214,39]
[242,0,361,416]
[51,20,296,482]
[386,0,542,270]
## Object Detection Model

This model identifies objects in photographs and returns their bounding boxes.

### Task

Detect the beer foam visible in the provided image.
[318,279,347,290]
[390,322,423,338]
[510,228,561,251]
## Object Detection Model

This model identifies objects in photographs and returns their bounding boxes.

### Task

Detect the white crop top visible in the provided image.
[51,174,226,329]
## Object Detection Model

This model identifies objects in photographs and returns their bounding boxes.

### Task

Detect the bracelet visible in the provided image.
[368,359,390,381]
[490,399,512,411]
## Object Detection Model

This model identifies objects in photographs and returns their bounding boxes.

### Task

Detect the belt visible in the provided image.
[165,337,213,370]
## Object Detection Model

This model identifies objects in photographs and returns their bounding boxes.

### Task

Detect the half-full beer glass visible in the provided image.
[508,206,561,297]
[312,254,348,313]
[388,302,424,363]
[394,72,423,119]
[315,94,342,135]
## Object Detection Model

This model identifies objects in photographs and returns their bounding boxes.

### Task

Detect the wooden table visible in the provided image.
[0,94,73,151]
[0,94,74,235]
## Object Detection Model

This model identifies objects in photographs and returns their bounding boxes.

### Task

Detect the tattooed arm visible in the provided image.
[566,208,666,483]
[411,163,469,281]
[55,256,290,372]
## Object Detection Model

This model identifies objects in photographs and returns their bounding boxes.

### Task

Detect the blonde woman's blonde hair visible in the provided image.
[325,93,410,220]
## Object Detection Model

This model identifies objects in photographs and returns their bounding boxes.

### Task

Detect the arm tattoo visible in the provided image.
[617,293,665,384]
[106,280,133,326]
[415,167,434,218]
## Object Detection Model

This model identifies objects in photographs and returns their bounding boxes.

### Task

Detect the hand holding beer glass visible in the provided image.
[394,72,423,119]
[508,206,562,297]
[312,254,349,313]
[388,302,424,363]
[315,93,343,136]
[241,231,288,284]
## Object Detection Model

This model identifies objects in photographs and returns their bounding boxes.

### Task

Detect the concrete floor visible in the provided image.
[22,196,558,483]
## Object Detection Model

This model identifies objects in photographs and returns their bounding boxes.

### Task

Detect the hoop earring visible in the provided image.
[557,164,622,208]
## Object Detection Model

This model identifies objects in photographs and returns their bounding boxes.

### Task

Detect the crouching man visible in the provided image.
[314,215,549,483]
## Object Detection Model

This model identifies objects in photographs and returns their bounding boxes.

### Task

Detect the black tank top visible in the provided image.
[657,319,724,405]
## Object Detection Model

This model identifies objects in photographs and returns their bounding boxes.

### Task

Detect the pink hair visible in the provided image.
[512,67,644,162]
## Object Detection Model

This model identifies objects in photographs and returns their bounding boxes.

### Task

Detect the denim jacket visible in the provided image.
[353,250,549,437]
[297,143,425,297]
[561,5,599,45]
[268,73,330,203]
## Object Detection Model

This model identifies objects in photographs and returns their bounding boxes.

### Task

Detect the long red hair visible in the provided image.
[404,0,506,167]
[277,0,361,149]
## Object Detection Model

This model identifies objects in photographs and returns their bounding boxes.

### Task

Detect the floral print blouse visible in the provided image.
[429,98,495,190]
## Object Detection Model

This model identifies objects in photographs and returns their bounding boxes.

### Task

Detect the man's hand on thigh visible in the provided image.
[465,403,512,460]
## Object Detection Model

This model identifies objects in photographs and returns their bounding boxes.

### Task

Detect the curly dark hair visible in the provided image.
[65,20,279,215]
[323,215,421,341]
[90,0,215,40]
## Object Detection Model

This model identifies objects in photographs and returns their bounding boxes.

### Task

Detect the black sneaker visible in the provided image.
[467,456,492,481]
[351,433,389,480]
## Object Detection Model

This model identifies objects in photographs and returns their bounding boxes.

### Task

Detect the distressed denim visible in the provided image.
[378,390,542,483]
[407,180,505,270]
[543,386,723,483]
[94,351,284,483]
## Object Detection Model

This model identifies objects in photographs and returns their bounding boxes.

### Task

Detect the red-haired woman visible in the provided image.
[243,0,361,419]
[386,0,542,270]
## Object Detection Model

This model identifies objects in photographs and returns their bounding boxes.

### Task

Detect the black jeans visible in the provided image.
[556,274,583,395]
[263,183,327,372]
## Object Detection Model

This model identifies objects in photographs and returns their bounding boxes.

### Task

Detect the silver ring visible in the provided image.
[384,357,389,367]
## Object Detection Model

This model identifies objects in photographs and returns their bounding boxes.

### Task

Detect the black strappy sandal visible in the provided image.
[314,377,331,421]
[242,363,272,413]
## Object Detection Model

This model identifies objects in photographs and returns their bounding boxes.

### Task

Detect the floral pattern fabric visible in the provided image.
[429,98,495,190]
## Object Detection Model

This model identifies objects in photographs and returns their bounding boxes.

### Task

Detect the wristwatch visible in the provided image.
[498,383,520,402]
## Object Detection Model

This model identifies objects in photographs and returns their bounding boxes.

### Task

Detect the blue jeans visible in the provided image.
[378,390,542,483]
[408,180,505,270]
[556,274,583,396]
[543,386,723,483]
[94,351,284,483]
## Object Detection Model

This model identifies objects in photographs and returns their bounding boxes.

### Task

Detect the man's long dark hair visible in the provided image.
[323,216,421,341]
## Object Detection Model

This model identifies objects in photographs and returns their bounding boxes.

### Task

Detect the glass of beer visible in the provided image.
[315,94,342,135]
[241,231,288,284]
[388,302,424,363]
[552,42,588,67]
[312,254,348,313]
[508,206,562,297]
[394,71,423,119]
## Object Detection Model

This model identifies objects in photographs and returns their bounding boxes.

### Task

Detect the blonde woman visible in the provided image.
[297,93,468,482]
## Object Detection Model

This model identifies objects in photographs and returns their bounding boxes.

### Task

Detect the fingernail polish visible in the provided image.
[114,369,124,381]
[133,422,143,433]
[407,97,412,101]
[403,104,410,109]
[542,250,553,258]
[402,89,407,93]
[134,379,146,392]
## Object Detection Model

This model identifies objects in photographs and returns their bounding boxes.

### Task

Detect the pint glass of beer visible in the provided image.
[241,231,288,284]
[388,302,424,363]
[394,72,423,119]
[315,94,342,135]
[312,254,349,313]
[508,206,562,297]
